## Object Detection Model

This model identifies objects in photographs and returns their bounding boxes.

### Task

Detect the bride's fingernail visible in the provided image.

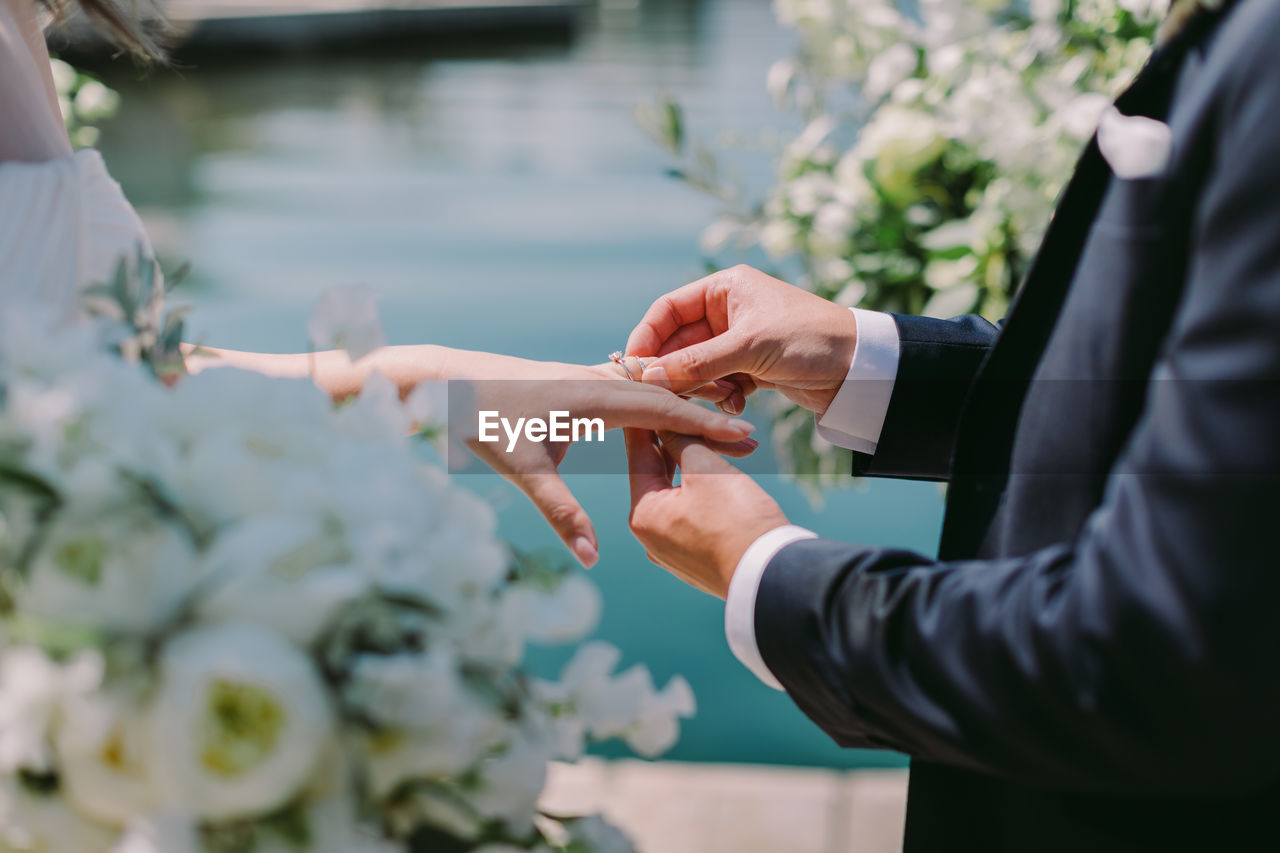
[643,364,670,389]
[728,419,756,436]
[572,537,599,569]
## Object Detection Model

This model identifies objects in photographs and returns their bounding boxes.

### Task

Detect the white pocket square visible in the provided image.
[1096,106,1173,179]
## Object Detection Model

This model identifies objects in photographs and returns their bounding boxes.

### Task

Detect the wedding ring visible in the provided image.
[609,351,637,381]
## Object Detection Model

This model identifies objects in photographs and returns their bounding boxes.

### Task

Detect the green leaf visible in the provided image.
[663,98,684,152]
[5,613,104,658]
[0,464,59,503]
[52,537,106,585]
[165,261,192,293]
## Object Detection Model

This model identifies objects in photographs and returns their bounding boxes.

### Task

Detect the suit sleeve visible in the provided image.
[755,41,1280,795]
[850,313,999,480]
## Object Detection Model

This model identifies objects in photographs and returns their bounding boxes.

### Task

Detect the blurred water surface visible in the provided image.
[94,0,937,768]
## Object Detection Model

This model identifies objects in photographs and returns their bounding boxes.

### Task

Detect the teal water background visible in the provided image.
[92,0,938,769]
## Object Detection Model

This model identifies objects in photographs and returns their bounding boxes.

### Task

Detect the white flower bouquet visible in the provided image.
[0,262,693,852]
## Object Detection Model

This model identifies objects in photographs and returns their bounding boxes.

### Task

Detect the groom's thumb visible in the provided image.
[642,334,748,394]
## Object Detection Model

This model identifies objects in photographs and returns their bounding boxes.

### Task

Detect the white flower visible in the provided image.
[112,814,201,853]
[19,500,198,636]
[554,642,695,757]
[352,649,506,795]
[565,814,637,853]
[766,59,798,104]
[505,574,602,645]
[376,489,506,607]
[351,647,485,734]
[302,796,401,853]
[758,218,801,260]
[73,81,120,121]
[832,149,873,203]
[308,284,386,362]
[833,278,867,308]
[0,296,693,849]
[148,624,334,821]
[438,593,528,668]
[57,691,159,826]
[699,217,741,255]
[1118,0,1171,18]
[855,105,947,201]
[1057,92,1112,140]
[154,368,343,528]
[624,673,696,757]
[197,516,367,645]
[467,729,553,834]
[0,647,102,775]
[810,202,856,255]
[0,776,118,852]
[864,43,918,100]
[362,716,507,801]
[783,171,834,217]
[404,380,449,434]
[48,58,77,95]
[783,115,836,167]
[333,370,409,442]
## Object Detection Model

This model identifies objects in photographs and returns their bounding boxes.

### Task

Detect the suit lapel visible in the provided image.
[938,8,1232,557]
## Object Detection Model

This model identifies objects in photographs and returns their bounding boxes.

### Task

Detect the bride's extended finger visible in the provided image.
[518,473,599,568]
[611,385,754,441]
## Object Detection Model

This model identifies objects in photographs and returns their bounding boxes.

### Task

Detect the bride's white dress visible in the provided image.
[0,149,154,311]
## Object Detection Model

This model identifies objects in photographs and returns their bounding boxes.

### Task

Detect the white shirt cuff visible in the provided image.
[815,308,900,455]
[724,524,818,691]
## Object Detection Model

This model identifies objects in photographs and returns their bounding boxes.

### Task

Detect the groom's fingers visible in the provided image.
[625,276,723,356]
[685,374,757,414]
[702,436,759,458]
[654,319,715,357]
[641,333,752,395]
[655,430,738,477]
[625,427,672,508]
[519,473,599,569]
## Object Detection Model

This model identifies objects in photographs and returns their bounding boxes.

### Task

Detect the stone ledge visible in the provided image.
[542,760,909,853]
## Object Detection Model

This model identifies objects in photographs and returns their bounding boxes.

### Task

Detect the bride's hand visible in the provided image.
[183,344,755,568]
[451,355,758,568]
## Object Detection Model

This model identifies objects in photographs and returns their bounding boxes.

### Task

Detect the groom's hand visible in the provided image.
[625,265,859,416]
[625,428,787,599]
[462,363,758,570]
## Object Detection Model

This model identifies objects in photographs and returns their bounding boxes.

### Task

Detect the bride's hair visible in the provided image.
[39,0,169,60]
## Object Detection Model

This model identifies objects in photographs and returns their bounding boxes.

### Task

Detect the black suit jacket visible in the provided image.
[757,1,1280,849]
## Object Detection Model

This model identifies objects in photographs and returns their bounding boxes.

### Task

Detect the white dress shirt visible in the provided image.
[724,307,901,690]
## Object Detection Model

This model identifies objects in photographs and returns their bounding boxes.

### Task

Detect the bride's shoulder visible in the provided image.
[0,0,21,31]
[0,0,44,36]
[0,0,75,163]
